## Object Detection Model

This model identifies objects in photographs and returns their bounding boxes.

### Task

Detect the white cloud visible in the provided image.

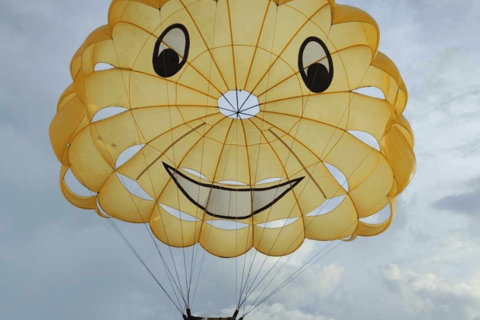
[241,303,335,320]
[382,264,480,320]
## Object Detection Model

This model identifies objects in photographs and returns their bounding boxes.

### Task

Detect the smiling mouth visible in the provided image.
[163,163,304,220]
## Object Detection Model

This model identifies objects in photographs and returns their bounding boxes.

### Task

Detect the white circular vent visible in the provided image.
[218,90,260,120]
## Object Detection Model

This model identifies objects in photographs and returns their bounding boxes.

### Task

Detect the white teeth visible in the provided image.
[359,204,391,225]
[92,106,128,122]
[348,130,381,151]
[117,173,153,201]
[324,163,349,192]
[160,204,200,222]
[256,218,299,229]
[306,196,346,216]
[116,144,145,169]
[181,168,210,181]
[255,177,284,185]
[217,180,247,186]
[206,220,249,230]
[165,163,302,219]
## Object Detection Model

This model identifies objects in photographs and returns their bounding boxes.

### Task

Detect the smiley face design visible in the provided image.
[50,0,416,257]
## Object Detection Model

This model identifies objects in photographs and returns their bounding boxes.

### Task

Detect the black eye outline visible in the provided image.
[298,36,334,93]
[152,24,190,78]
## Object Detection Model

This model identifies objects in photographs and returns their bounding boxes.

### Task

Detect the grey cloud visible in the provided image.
[432,188,480,216]
[467,177,480,188]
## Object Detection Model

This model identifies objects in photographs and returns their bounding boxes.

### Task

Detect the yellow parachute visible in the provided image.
[49,0,415,317]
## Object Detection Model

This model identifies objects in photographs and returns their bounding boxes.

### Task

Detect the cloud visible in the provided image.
[432,187,480,216]
[382,264,480,320]
[226,303,336,320]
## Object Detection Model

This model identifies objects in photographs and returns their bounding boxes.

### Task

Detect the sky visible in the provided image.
[0,0,479,319]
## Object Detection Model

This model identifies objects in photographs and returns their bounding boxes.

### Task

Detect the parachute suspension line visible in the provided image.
[239,20,339,313]
[237,112,327,310]
[244,191,389,317]
[83,178,184,314]
[236,121,303,311]
[130,124,190,310]
[235,1,274,311]
[85,64,188,311]
[153,7,190,309]
[166,47,191,311]
[105,213,184,314]
[240,41,394,317]
[186,0,220,310]
[245,240,344,317]
[237,3,279,309]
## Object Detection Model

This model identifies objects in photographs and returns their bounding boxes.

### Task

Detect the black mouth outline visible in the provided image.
[163,162,304,220]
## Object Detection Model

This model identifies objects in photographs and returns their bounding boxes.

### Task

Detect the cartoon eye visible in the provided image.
[152,24,190,78]
[298,36,334,93]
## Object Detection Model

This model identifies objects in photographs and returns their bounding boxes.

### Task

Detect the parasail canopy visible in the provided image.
[49,0,415,260]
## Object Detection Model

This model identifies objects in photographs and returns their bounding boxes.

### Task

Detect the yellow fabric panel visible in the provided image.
[91,111,146,168]
[304,195,357,240]
[68,126,114,192]
[348,154,393,217]
[332,5,379,53]
[254,219,304,256]
[371,51,406,94]
[200,222,253,258]
[50,92,87,165]
[247,142,288,185]
[347,92,394,142]
[151,204,201,247]
[91,39,119,71]
[84,69,131,118]
[71,25,113,79]
[57,85,76,111]
[253,188,303,223]
[59,165,98,210]
[230,0,271,47]
[50,0,415,257]
[130,107,187,142]
[118,145,175,198]
[179,136,228,182]
[295,163,347,215]
[324,132,383,191]
[396,114,415,148]
[112,1,162,33]
[112,23,152,69]
[285,118,345,160]
[382,125,416,197]
[335,45,372,90]
[355,197,397,237]
[285,0,331,33]
[98,173,156,222]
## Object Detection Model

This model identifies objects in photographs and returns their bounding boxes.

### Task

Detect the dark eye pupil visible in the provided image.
[305,63,330,92]
[154,48,181,78]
